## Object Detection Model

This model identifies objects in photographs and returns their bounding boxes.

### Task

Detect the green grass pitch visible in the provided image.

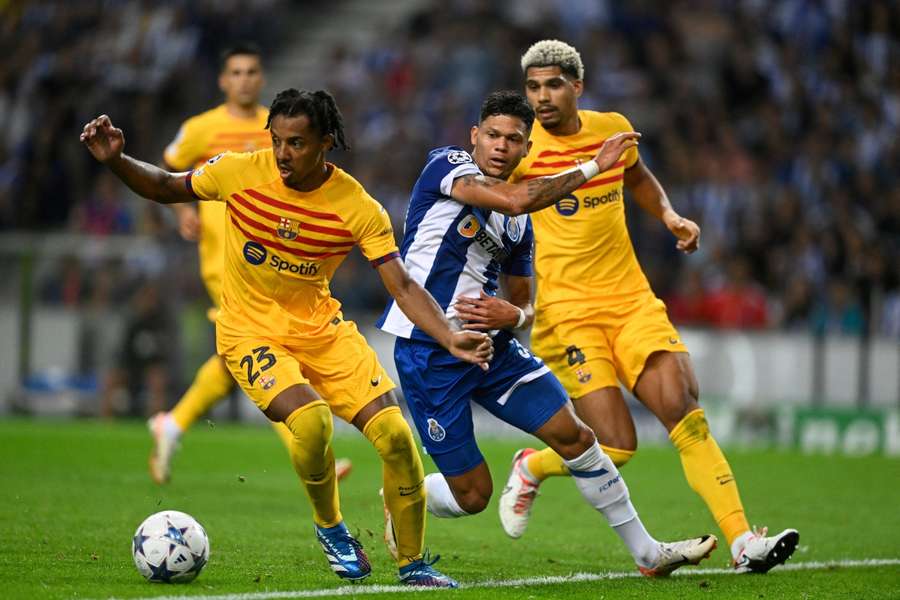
[0,418,898,599]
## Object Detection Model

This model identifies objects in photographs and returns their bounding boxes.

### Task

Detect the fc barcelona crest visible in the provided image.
[277,217,299,240]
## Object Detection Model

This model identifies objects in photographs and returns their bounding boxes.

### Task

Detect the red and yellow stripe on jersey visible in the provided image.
[509,110,648,307]
[163,104,270,306]
[186,149,398,341]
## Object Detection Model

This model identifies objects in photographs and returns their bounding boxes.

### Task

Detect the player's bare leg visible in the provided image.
[634,351,798,572]
[352,392,456,588]
[501,387,636,537]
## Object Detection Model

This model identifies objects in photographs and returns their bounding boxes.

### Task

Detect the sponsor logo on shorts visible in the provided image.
[258,374,276,390]
[427,418,446,442]
[243,241,267,265]
[669,336,679,345]
[370,374,382,387]
[457,214,481,238]
[277,217,299,240]
[566,345,586,366]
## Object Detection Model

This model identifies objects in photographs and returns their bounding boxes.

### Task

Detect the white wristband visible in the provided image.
[514,307,527,329]
[578,160,600,180]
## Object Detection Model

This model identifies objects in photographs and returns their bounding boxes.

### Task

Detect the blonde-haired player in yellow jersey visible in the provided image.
[80,89,491,587]
[490,40,798,574]
[147,43,350,484]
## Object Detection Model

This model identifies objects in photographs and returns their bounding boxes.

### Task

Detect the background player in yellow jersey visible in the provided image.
[489,40,798,574]
[80,89,492,587]
[147,43,352,485]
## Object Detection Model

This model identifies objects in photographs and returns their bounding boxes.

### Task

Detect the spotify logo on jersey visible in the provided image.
[243,241,267,265]
[555,194,579,216]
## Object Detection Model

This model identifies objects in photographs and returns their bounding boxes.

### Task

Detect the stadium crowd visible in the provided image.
[322,0,900,337]
[3,0,899,337]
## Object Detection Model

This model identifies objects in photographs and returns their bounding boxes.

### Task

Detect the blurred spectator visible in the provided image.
[100,281,175,418]
[811,280,865,336]
[704,257,769,330]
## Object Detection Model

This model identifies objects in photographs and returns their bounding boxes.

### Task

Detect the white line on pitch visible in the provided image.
[105,558,900,600]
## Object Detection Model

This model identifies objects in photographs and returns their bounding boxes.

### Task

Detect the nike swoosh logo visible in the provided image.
[371,375,382,386]
[669,337,679,344]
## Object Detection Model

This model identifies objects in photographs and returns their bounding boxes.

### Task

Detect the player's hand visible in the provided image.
[454,290,521,331]
[592,131,641,173]
[80,115,125,163]
[176,206,201,242]
[663,210,700,253]
[448,330,494,371]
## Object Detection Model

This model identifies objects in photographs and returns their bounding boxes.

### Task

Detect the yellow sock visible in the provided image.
[363,406,425,568]
[600,445,635,467]
[271,421,293,451]
[669,408,750,546]
[170,355,233,431]
[285,401,341,528]
[525,447,568,481]
[526,445,634,481]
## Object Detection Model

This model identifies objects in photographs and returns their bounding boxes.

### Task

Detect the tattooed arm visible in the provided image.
[450,131,640,215]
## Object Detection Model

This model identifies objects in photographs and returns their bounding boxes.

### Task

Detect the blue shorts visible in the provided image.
[394,331,568,477]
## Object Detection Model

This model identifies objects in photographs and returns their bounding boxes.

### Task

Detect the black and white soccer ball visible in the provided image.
[132,510,209,583]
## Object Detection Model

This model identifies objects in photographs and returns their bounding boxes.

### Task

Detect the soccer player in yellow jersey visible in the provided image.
[80,88,492,587]
[147,43,352,485]
[147,43,284,483]
[492,40,798,573]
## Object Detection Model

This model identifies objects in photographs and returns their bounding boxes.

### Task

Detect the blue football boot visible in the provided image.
[314,522,371,582]
[398,551,459,588]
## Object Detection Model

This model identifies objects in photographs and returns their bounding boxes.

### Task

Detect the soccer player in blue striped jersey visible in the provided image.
[378,91,716,576]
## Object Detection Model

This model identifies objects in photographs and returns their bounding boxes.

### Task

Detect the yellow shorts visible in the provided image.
[530,291,688,396]
[217,315,396,423]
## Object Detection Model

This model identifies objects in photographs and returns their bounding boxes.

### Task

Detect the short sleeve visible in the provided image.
[612,112,640,169]
[186,152,231,201]
[420,148,482,198]
[501,217,534,277]
[354,193,399,266]
[163,119,204,171]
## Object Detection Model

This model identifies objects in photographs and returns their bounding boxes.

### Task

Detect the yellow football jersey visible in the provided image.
[163,104,271,304]
[510,110,648,307]
[187,150,398,339]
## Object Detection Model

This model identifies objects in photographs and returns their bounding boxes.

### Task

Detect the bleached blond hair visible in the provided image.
[520,39,584,80]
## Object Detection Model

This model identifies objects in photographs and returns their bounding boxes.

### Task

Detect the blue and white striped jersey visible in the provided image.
[378,146,533,342]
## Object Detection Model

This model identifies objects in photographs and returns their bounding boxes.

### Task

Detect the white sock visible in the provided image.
[563,442,659,567]
[731,530,754,560]
[424,473,469,518]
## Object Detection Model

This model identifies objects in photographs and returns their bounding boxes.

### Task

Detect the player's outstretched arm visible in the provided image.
[451,131,641,216]
[377,258,493,370]
[80,115,195,205]
[624,157,700,254]
[454,274,534,331]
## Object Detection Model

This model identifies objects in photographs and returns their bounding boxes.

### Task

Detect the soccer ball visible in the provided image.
[132,510,209,583]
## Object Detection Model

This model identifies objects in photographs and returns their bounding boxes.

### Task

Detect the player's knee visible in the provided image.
[363,407,417,464]
[455,488,491,514]
[604,428,637,453]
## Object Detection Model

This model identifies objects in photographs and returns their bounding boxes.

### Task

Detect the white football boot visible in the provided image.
[639,534,718,577]
[733,527,799,573]
[147,412,180,484]
[498,448,540,538]
[379,488,399,561]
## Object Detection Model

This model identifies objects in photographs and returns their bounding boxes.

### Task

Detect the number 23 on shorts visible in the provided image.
[239,345,277,386]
